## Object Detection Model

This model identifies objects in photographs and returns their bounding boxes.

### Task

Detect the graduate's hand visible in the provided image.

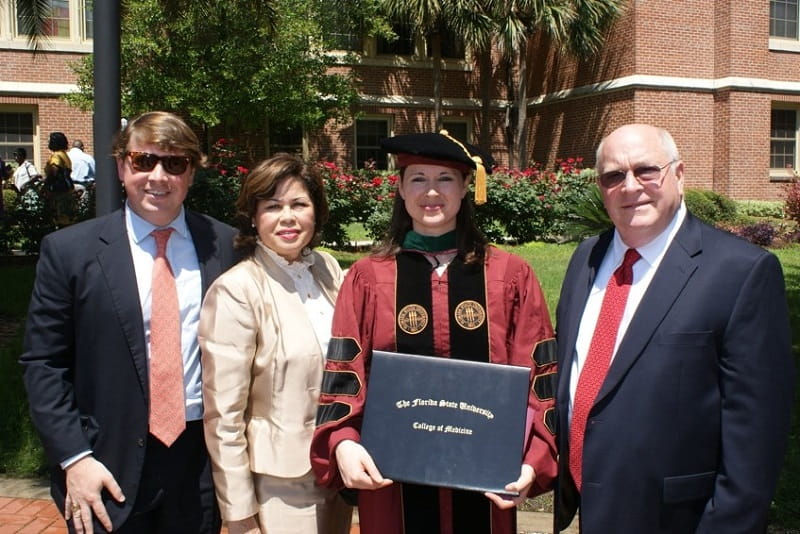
[484,464,534,510]
[335,439,393,490]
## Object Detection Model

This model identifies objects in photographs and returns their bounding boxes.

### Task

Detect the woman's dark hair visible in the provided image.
[234,153,329,256]
[48,132,68,151]
[372,167,488,264]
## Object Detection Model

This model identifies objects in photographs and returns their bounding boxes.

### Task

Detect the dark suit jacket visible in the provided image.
[554,213,795,533]
[20,208,239,527]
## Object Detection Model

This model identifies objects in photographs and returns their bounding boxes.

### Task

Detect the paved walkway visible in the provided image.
[0,476,576,534]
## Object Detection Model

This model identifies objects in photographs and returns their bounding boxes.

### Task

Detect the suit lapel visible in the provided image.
[96,210,149,394]
[186,210,221,295]
[594,214,703,405]
[557,232,613,401]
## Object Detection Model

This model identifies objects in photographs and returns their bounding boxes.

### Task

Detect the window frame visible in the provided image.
[770,0,800,52]
[354,116,391,170]
[1,0,93,51]
[0,106,39,170]
[769,106,799,182]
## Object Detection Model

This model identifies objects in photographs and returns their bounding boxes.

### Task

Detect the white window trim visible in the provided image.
[0,0,92,52]
[0,104,41,169]
[770,106,799,181]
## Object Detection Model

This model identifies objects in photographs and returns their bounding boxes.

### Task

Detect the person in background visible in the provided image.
[12,147,42,192]
[21,111,239,534]
[311,132,558,534]
[553,124,795,533]
[43,131,75,226]
[68,139,97,187]
[200,153,352,534]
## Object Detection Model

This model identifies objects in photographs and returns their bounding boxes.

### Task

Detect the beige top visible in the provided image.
[199,246,343,521]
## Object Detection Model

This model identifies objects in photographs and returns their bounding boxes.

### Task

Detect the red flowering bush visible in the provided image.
[317,161,397,245]
[476,157,595,243]
[785,176,800,225]
[186,138,250,226]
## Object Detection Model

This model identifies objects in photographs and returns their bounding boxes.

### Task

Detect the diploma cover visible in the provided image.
[360,350,530,494]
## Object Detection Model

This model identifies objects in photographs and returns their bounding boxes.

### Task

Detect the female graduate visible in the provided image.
[311,132,558,534]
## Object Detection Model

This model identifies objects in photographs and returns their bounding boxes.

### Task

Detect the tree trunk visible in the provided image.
[514,38,529,169]
[478,47,492,151]
[431,30,443,132]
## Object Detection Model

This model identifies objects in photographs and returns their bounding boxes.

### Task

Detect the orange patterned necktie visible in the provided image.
[569,248,641,491]
[149,228,186,446]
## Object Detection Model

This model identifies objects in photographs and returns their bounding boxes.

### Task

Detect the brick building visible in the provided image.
[3,1,800,201]
[0,1,93,171]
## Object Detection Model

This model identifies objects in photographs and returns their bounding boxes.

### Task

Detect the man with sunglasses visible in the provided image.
[21,111,239,534]
[553,124,794,533]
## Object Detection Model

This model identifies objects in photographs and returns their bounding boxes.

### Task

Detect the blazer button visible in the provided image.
[137,438,145,447]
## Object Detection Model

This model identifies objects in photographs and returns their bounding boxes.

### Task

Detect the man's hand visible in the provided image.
[334,440,393,490]
[485,464,535,510]
[63,456,125,534]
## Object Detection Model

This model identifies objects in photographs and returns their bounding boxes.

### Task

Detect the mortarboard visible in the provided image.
[381,131,495,205]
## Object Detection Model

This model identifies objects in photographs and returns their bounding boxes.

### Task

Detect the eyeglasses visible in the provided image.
[127,151,191,175]
[598,160,677,189]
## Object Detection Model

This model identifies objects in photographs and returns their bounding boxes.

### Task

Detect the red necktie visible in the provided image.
[149,228,186,446]
[569,248,640,491]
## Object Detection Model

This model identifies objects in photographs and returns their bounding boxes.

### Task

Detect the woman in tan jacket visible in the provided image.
[199,154,352,534]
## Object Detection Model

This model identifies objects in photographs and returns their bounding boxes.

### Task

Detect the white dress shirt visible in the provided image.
[125,203,204,421]
[568,202,688,421]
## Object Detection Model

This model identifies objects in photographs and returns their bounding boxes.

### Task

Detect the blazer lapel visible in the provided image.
[595,214,703,405]
[96,210,149,394]
[557,232,612,399]
[186,210,221,295]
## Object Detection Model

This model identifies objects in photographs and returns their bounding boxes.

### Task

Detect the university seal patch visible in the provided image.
[397,304,428,335]
[454,300,486,330]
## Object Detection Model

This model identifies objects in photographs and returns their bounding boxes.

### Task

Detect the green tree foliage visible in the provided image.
[65,0,361,136]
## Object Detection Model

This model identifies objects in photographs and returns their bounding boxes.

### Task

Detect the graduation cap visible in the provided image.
[381,131,495,205]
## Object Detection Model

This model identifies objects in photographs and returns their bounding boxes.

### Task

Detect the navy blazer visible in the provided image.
[554,213,794,533]
[20,208,238,527]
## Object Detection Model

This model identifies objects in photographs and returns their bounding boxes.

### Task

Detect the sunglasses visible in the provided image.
[127,151,191,175]
[598,160,676,189]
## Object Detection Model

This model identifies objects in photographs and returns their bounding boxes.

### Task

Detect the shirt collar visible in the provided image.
[612,201,687,269]
[257,240,316,272]
[125,201,189,244]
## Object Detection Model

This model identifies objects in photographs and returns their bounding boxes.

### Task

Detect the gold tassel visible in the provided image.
[472,157,487,205]
[439,129,488,205]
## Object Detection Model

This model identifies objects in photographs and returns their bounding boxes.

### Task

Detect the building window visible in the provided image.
[269,124,303,156]
[0,111,36,166]
[83,0,94,40]
[17,0,71,38]
[377,22,415,56]
[355,118,389,169]
[771,0,798,39]
[328,32,361,52]
[427,27,466,60]
[441,120,470,144]
[770,108,797,173]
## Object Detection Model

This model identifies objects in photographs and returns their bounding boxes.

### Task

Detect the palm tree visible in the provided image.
[381,0,490,132]
[474,0,624,167]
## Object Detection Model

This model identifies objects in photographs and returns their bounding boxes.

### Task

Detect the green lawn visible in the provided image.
[1,244,798,529]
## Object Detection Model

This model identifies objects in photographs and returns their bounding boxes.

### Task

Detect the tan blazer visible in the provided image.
[199,246,343,521]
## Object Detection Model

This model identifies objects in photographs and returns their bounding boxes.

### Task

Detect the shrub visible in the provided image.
[562,181,612,240]
[185,138,249,227]
[785,179,800,224]
[476,158,595,244]
[735,221,776,247]
[737,200,784,219]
